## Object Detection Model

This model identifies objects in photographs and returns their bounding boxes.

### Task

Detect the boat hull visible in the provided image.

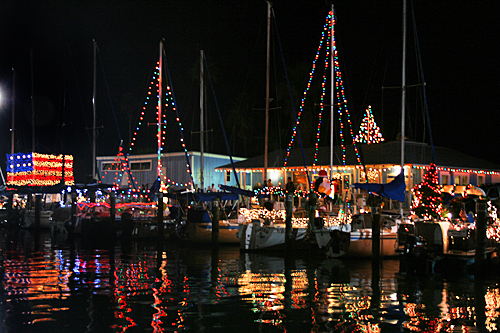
[184,220,240,244]
[239,220,309,251]
[21,210,52,229]
[316,212,400,258]
[348,229,398,257]
[314,226,350,258]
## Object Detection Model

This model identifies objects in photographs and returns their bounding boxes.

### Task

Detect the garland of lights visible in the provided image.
[76,201,156,211]
[354,105,384,144]
[283,11,362,176]
[413,165,500,175]
[111,62,193,191]
[217,164,500,177]
[283,13,327,168]
[312,68,328,166]
[332,13,362,168]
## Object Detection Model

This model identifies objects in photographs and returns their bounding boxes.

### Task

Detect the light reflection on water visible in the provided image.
[0,229,499,332]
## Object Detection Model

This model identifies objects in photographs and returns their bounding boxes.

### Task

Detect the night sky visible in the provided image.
[1,0,499,184]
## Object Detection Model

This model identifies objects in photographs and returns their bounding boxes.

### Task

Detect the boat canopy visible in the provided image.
[352,172,405,202]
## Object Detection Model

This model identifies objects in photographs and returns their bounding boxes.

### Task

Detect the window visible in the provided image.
[130,161,151,171]
[102,162,120,171]
[441,175,449,185]
[454,175,468,185]
[478,176,484,186]
[226,171,231,182]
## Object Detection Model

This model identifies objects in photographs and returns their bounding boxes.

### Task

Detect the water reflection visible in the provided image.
[0,229,499,332]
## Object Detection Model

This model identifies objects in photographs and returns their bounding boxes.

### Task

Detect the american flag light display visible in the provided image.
[6,152,75,186]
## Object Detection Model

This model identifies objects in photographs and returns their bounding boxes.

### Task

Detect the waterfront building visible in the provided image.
[97,151,245,194]
[215,141,500,210]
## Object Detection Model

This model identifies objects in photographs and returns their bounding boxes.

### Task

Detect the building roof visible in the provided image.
[216,141,500,171]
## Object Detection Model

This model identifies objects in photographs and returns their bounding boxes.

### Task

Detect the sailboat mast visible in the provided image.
[30,49,35,152]
[330,4,335,179]
[200,49,204,192]
[11,68,15,155]
[401,0,406,169]
[400,0,407,217]
[264,0,271,184]
[157,40,163,180]
[92,39,97,181]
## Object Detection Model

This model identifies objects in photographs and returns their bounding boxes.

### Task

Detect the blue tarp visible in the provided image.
[353,172,405,202]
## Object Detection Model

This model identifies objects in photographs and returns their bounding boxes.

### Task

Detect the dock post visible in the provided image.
[307,191,317,234]
[7,191,13,225]
[372,210,381,261]
[285,194,293,249]
[70,192,76,236]
[110,192,116,237]
[34,193,41,228]
[157,192,164,240]
[475,198,488,275]
[369,194,381,261]
[212,198,220,246]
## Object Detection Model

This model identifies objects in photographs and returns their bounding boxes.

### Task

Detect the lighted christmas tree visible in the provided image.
[354,105,384,144]
[411,163,443,220]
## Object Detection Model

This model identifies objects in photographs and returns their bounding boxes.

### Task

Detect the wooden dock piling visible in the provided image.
[34,194,41,228]
[157,192,164,240]
[285,194,293,249]
[212,198,220,246]
[475,198,488,275]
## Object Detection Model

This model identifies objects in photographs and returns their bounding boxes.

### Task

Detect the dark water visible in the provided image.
[0,229,498,332]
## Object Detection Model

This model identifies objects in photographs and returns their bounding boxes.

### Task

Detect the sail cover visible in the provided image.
[219,185,255,197]
[352,172,405,202]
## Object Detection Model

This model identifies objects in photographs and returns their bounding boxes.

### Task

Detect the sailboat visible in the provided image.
[303,4,406,258]
[237,1,319,252]
[392,1,498,271]
[8,61,71,229]
[180,50,242,244]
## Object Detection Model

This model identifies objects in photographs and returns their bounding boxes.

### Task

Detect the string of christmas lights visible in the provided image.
[331,10,362,167]
[283,10,362,174]
[108,61,193,191]
[411,163,443,220]
[283,12,329,168]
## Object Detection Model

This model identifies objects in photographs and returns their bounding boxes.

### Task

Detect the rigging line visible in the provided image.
[271,9,311,186]
[96,44,123,143]
[161,43,195,187]
[411,0,435,163]
[233,9,266,156]
[204,53,241,189]
[130,49,159,149]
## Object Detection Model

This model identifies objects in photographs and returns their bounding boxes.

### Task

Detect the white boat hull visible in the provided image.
[239,220,308,251]
[314,225,351,258]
